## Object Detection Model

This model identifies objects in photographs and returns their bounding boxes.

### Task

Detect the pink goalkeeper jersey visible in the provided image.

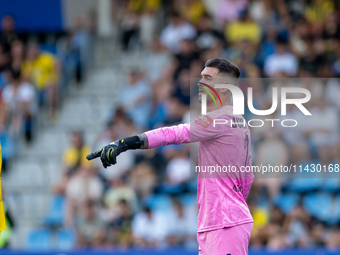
[145,105,254,232]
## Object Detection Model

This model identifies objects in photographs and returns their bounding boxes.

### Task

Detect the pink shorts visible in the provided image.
[197,222,253,255]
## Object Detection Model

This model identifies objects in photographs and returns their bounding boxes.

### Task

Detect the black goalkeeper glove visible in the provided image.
[86,136,143,168]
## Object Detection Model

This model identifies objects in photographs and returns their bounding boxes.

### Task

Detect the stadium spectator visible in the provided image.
[9,40,24,75]
[173,68,191,106]
[129,162,157,199]
[264,40,298,77]
[94,122,135,181]
[0,15,17,54]
[255,130,289,198]
[172,39,200,80]
[160,12,196,53]
[0,44,9,75]
[148,79,173,129]
[248,199,269,247]
[275,103,311,165]
[132,206,168,248]
[119,70,151,129]
[166,199,197,248]
[103,177,138,218]
[163,145,191,188]
[65,165,103,227]
[1,70,36,143]
[325,78,340,109]
[120,3,140,51]
[225,10,261,45]
[21,42,60,117]
[54,131,92,195]
[106,199,134,247]
[145,37,171,82]
[284,205,311,247]
[139,4,159,48]
[195,14,225,51]
[248,0,276,24]
[305,99,339,164]
[75,200,105,248]
[305,0,334,24]
[215,0,248,23]
[325,228,340,248]
[310,222,326,247]
[70,16,90,85]
[177,0,206,24]
[262,206,286,249]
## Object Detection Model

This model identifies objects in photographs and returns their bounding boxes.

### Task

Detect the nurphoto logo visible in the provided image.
[200,84,312,128]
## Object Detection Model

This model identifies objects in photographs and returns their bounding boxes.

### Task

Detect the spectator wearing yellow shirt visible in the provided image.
[305,0,334,24]
[53,130,92,195]
[128,0,160,13]
[21,43,60,118]
[225,10,261,45]
[178,0,206,24]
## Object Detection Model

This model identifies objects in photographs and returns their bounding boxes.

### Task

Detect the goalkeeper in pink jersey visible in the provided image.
[87,58,254,255]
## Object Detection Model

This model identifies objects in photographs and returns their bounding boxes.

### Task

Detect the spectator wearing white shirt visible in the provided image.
[65,165,103,227]
[120,70,151,129]
[167,200,197,248]
[264,41,298,77]
[132,207,169,247]
[165,147,192,185]
[145,37,171,82]
[1,70,36,142]
[160,12,196,54]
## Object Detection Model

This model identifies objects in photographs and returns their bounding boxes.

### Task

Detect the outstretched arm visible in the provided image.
[87,117,223,168]
[86,122,193,168]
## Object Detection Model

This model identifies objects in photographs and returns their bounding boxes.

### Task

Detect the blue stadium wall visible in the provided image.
[0,0,63,32]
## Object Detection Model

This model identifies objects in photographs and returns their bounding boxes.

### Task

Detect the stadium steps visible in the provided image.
[2,39,149,248]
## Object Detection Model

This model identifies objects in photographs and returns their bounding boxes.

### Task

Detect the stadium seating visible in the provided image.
[0,132,13,164]
[324,194,340,225]
[144,194,173,211]
[286,160,323,193]
[303,192,333,222]
[56,229,76,250]
[179,194,197,206]
[25,229,52,250]
[43,195,65,227]
[323,161,340,192]
[274,193,300,214]
[188,178,198,192]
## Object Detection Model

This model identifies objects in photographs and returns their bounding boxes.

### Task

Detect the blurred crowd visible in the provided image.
[0,13,94,172]
[49,0,340,250]
[2,0,339,251]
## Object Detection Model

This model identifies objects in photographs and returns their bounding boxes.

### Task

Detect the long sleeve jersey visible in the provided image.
[145,105,254,232]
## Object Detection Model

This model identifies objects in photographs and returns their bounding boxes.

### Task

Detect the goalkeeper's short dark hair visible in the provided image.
[205,58,240,86]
